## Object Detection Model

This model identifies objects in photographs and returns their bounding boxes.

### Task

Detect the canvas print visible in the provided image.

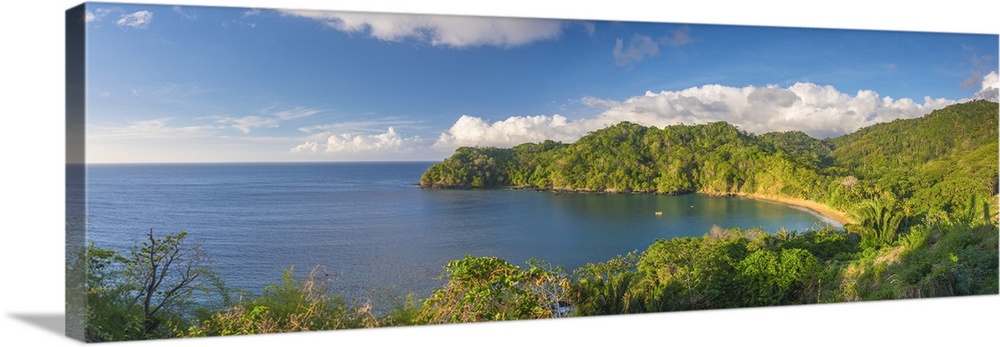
[65,1,999,343]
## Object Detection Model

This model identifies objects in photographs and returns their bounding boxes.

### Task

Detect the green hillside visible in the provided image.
[421,100,999,220]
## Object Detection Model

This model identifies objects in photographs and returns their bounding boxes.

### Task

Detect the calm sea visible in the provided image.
[82,162,835,300]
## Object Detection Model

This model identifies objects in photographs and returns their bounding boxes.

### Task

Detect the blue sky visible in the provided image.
[82,2,999,163]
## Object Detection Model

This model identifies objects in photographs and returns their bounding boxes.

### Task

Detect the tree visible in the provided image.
[184,266,374,336]
[736,248,820,306]
[77,229,214,341]
[120,228,212,338]
[849,196,905,248]
[417,255,566,324]
[77,243,145,342]
[570,252,642,315]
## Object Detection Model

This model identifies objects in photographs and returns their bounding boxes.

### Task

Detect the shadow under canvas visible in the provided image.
[9,313,66,337]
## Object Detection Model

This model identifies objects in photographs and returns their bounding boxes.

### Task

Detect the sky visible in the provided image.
[81,2,999,163]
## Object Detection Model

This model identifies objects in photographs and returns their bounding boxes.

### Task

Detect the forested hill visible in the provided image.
[420,100,998,217]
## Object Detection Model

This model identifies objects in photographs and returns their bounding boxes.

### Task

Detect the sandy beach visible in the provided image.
[739,193,854,226]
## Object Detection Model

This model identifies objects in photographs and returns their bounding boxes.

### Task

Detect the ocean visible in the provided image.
[80,162,835,301]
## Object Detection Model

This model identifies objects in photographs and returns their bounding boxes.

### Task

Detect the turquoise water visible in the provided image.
[82,162,835,300]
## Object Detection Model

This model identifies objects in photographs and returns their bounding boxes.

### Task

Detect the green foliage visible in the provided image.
[570,252,642,315]
[736,248,821,306]
[78,245,145,342]
[849,195,906,248]
[758,130,833,170]
[570,226,857,313]
[417,255,569,323]
[253,266,349,330]
[829,100,998,181]
[184,265,396,336]
[187,267,340,335]
[381,292,423,327]
[421,119,828,196]
[635,232,749,311]
[903,220,999,297]
[776,228,861,262]
[419,146,517,188]
[78,230,216,342]
[420,101,998,229]
[836,219,998,301]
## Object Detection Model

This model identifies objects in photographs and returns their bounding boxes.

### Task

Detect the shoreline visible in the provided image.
[424,184,854,227]
[737,193,854,226]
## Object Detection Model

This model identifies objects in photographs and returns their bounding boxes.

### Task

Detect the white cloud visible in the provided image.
[432,79,979,150]
[973,71,999,102]
[289,127,427,154]
[290,141,319,153]
[280,10,564,48]
[613,34,659,66]
[434,114,583,149]
[300,127,424,153]
[591,82,960,138]
[117,10,153,29]
[85,8,116,23]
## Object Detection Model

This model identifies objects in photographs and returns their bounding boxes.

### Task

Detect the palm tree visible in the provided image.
[850,197,904,246]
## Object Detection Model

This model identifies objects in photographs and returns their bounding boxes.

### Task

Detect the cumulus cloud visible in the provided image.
[280,10,563,48]
[591,82,959,138]
[290,141,319,153]
[973,71,999,102]
[117,10,153,28]
[432,77,990,151]
[434,114,583,149]
[297,127,424,153]
[613,34,660,66]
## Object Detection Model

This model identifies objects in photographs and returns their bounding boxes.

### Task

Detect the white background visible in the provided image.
[1,1,997,346]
